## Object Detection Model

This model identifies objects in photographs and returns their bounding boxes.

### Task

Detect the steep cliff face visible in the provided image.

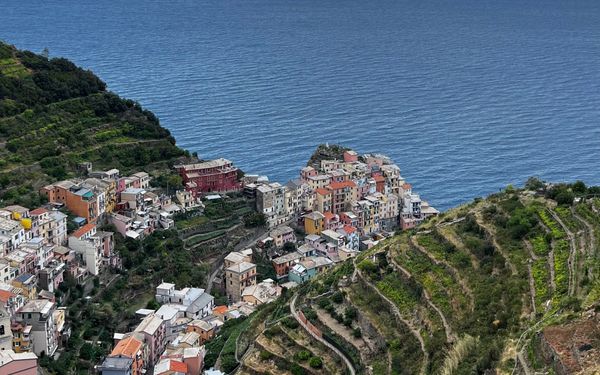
[0,42,186,207]
[237,187,600,375]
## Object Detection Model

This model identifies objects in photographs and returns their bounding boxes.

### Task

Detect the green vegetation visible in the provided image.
[0,41,186,206]
[238,187,600,374]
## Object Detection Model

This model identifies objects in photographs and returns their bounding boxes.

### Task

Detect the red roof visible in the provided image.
[111,337,143,358]
[30,207,48,216]
[323,211,335,221]
[373,174,385,182]
[343,225,357,234]
[328,180,356,190]
[72,223,96,238]
[315,188,332,196]
[402,183,412,189]
[0,290,15,303]
[169,360,188,373]
[213,305,228,315]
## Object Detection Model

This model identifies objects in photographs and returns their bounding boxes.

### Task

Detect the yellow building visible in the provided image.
[304,211,325,235]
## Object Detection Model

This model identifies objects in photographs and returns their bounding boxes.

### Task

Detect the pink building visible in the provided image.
[343,150,358,163]
[0,350,38,374]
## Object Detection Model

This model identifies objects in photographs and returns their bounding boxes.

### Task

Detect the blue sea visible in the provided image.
[2,0,600,210]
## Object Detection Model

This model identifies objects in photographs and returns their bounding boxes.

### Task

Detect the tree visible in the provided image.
[146,299,160,310]
[572,180,586,195]
[283,241,297,252]
[79,343,94,361]
[242,212,266,228]
[525,177,544,191]
[309,357,323,369]
[555,190,574,206]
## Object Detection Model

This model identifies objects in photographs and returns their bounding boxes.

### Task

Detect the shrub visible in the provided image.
[282,317,299,329]
[260,350,274,361]
[352,328,362,338]
[295,350,311,361]
[309,357,323,369]
[331,291,344,304]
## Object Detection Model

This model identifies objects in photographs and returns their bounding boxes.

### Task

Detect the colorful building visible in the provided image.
[175,158,241,197]
[303,211,325,235]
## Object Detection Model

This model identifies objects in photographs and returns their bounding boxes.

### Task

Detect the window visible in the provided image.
[0,325,4,335]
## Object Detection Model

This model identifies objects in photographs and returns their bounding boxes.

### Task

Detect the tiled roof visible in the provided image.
[29,207,48,216]
[315,188,331,196]
[0,289,15,302]
[343,225,357,234]
[72,223,95,238]
[213,305,228,315]
[323,211,335,221]
[111,336,142,358]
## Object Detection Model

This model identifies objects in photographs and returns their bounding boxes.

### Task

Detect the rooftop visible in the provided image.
[72,223,95,239]
[226,261,256,274]
[100,356,134,371]
[272,251,303,265]
[111,336,143,358]
[19,299,53,315]
[176,158,233,171]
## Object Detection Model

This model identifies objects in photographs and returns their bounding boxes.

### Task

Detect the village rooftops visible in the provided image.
[307,174,331,181]
[155,359,188,374]
[305,234,321,242]
[111,336,143,357]
[29,207,48,216]
[224,252,245,265]
[156,305,179,320]
[304,211,325,220]
[270,225,294,237]
[272,251,303,265]
[19,299,53,315]
[226,261,255,274]
[72,223,95,239]
[135,314,164,335]
[175,158,233,171]
[99,356,134,372]
[322,229,342,240]
[0,217,20,232]
[315,188,331,196]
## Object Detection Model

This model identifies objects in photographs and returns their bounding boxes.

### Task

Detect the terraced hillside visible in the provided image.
[0,41,187,206]
[238,186,600,374]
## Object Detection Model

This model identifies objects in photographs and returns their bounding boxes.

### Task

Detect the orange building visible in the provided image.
[40,181,98,223]
[186,320,215,344]
[109,336,145,375]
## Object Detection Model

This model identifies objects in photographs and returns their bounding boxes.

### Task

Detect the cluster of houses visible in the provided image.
[41,167,203,241]
[220,248,282,306]
[0,204,72,373]
[0,165,207,374]
[99,280,260,375]
[174,149,438,237]
[244,149,438,233]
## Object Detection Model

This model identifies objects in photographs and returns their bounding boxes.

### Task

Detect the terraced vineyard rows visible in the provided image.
[240,191,600,374]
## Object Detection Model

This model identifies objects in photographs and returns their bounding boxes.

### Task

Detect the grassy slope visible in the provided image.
[241,189,600,374]
[0,41,186,207]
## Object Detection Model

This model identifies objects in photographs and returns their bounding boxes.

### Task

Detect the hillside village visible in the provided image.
[0,143,440,374]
